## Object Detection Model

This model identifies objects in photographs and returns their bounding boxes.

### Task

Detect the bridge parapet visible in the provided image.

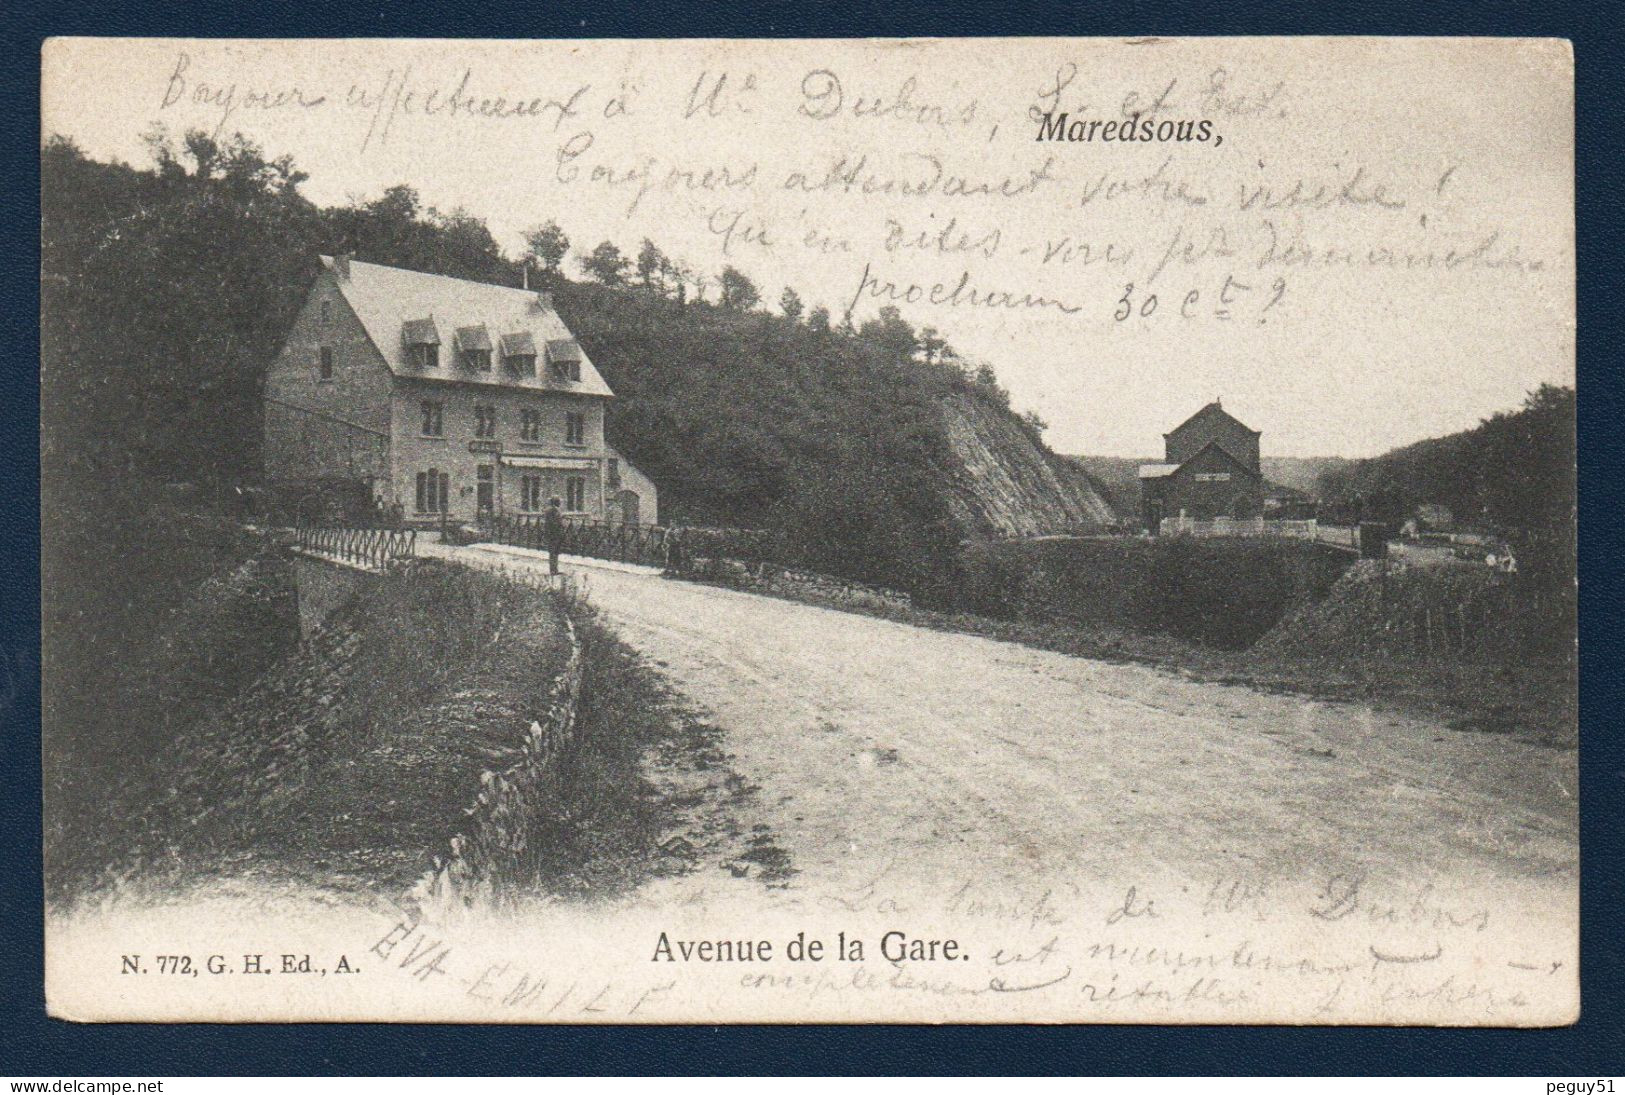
[294,525,416,569]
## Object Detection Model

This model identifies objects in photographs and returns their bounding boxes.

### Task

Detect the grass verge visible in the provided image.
[518,601,774,900]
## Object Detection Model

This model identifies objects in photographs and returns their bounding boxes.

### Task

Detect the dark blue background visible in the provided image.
[5,0,1620,1075]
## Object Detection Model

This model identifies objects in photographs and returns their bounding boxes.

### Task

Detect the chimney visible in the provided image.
[333,252,352,280]
[534,290,554,312]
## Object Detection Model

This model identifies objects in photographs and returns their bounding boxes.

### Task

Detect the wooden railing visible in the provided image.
[476,515,785,573]
[479,514,674,568]
[295,525,417,568]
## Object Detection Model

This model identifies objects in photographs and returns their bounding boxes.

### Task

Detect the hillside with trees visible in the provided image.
[42,130,1107,600]
[1261,457,1353,496]
[1316,385,1576,580]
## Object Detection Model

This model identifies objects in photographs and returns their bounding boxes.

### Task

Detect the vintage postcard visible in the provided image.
[40,36,1576,1024]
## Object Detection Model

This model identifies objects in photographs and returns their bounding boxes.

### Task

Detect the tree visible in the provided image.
[320,183,511,284]
[860,305,917,359]
[523,220,570,278]
[425,206,506,278]
[666,258,690,306]
[369,183,421,224]
[779,287,805,322]
[1311,382,1575,578]
[718,265,761,312]
[969,360,1012,409]
[918,326,948,365]
[672,261,707,303]
[43,128,323,486]
[806,305,831,333]
[636,238,666,290]
[579,240,631,286]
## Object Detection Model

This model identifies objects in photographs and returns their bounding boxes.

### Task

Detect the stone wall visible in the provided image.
[684,555,913,612]
[262,267,394,482]
[752,566,912,612]
[407,610,585,914]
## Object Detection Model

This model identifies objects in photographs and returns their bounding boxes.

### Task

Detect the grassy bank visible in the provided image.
[49,561,572,903]
[43,485,298,888]
[48,551,764,908]
[956,536,1354,649]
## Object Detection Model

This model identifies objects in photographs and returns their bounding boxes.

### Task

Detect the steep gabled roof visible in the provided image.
[321,256,613,398]
[1164,400,1260,441]
[1167,440,1262,480]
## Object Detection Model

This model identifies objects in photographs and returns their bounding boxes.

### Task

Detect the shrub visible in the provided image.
[956,537,1354,650]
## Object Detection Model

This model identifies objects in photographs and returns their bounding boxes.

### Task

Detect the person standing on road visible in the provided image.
[544,497,564,576]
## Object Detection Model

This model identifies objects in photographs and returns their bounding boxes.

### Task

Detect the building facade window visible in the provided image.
[566,475,587,513]
[318,346,334,380]
[565,411,586,446]
[420,400,444,437]
[608,457,620,487]
[521,407,542,442]
[520,474,544,512]
[506,354,536,375]
[415,469,450,514]
[476,464,494,513]
[414,344,439,369]
[455,325,493,370]
[474,404,497,438]
[548,343,583,382]
[320,299,331,323]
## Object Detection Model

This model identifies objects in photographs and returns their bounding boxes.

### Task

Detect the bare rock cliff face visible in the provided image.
[940,392,1117,538]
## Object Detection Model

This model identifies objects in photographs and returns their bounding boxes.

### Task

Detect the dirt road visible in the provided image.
[436,545,1576,904]
[50,544,1579,1023]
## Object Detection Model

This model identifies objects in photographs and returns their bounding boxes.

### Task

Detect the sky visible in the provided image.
[41,37,1574,456]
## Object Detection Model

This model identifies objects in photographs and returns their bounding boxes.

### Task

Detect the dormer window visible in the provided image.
[500,332,537,375]
[455,325,493,371]
[402,317,440,369]
[546,338,583,383]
